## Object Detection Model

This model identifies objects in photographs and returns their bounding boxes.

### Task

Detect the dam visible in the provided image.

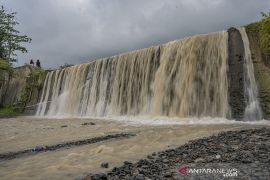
[36,28,261,120]
[0,27,269,180]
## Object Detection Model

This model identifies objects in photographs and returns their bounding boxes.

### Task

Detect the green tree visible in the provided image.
[0,6,31,63]
[261,12,270,19]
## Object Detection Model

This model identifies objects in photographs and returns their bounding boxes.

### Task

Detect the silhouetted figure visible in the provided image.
[36,59,41,68]
[30,59,34,66]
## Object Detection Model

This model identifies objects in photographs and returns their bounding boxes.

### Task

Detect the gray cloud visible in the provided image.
[1,0,270,69]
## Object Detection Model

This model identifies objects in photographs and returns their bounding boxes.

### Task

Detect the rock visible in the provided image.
[123,161,132,165]
[81,122,96,126]
[101,163,109,168]
[164,172,172,178]
[162,159,169,163]
[32,146,45,152]
[91,173,108,180]
[60,125,68,128]
[135,174,145,180]
[215,154,221,159]
[194,158,205,163]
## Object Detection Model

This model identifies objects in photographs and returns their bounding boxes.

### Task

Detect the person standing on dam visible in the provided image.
[30,59,34,66]
[36,59,41,68]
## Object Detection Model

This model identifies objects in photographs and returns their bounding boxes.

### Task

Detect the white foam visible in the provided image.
[35,115,270,126]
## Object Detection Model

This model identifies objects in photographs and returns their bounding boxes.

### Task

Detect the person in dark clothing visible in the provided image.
[30,59,34,66]
[36,59,41,68]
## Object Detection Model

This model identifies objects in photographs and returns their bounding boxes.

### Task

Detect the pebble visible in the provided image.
[81,122,96,126]
[101,163,109,168]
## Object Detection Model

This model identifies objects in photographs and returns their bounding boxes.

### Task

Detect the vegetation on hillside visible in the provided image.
[245,12,270,66]
[20,68,47,110]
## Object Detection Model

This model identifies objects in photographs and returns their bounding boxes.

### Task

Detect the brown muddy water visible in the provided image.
[0,116,269,180]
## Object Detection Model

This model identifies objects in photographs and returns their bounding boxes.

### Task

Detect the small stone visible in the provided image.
[216,154,221,159]
[135,174,145,180]
[81,122,95,126]
[164,172,172,178]
[60,125,67,128]
[194,158,205,163]
[163,159,169,163]
[101,162,109,168]
[33,146,45,151]
[91,173,108,180]
[124,161,132,165]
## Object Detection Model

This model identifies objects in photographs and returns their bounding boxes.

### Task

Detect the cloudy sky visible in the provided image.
[1,0,270,69]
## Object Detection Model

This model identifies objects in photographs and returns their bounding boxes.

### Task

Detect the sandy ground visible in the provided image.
[0,116,268,180]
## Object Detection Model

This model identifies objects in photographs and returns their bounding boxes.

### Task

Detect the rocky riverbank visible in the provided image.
[86,127,270,180]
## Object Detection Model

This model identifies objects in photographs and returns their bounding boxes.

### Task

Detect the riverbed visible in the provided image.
[0,117,269,180]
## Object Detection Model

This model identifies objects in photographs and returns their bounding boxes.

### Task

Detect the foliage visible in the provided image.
[60,63,73,69]
[20,68,47,106]
[0,6,31,62]
[260,16,270,58]
[261,12,270,19]
[0,105,19,117]
[0,59,13,84]
[0,58,13,72]
[245,13,270,64]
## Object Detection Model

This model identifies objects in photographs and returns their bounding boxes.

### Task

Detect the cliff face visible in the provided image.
[0,65,47,114]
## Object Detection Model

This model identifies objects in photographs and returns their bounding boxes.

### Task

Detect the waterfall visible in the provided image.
[238,27,262,120]
[36,31,230,118]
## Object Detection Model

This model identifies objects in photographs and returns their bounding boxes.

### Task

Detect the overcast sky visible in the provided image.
[1,0,270,69]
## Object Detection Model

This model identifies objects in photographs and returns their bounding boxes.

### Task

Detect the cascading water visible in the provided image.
[238,27,262,120]
[36,31,230,118]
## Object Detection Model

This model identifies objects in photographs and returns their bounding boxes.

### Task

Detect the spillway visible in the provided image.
[36,29,264,120]
[36,31,230,118]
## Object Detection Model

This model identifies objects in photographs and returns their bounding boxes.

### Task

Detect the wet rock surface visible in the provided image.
[228,27,245,119]
[87,128,270,180]
[0,133,135,161]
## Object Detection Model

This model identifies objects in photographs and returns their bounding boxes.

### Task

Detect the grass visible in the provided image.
[0,106,20,118]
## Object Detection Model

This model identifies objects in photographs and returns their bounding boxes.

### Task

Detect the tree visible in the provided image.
[261,11,270,19]
[0,6,31,63]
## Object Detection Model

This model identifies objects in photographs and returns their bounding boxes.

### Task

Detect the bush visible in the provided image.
[245,16,270,65]
[0,106,19,117]
[20,68,47,107]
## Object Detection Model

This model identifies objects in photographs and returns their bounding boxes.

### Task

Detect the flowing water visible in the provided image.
[36,31,229,118]
[0,117,269,180]
[238,28,262,120]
